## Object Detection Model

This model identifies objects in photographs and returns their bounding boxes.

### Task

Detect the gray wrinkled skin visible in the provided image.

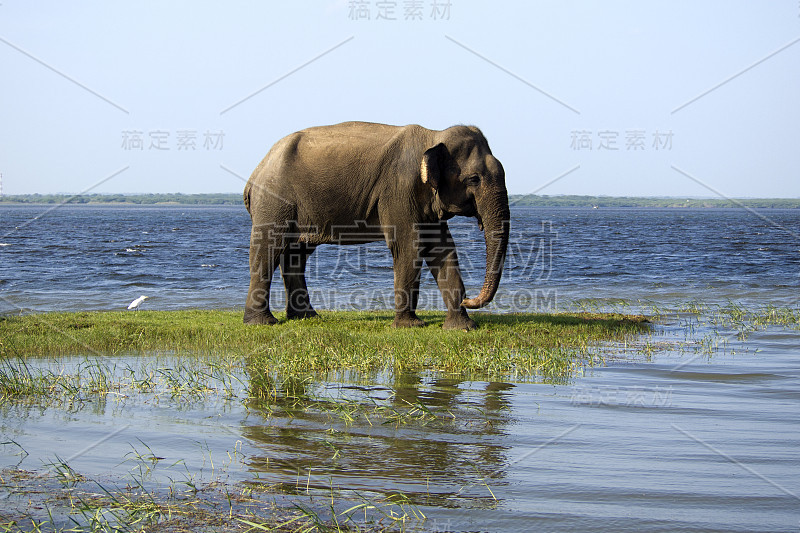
[243,121,510,331]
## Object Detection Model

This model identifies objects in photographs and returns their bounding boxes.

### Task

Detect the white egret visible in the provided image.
[127,295,149,310]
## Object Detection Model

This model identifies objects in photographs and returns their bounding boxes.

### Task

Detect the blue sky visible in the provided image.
[1,1,798,197]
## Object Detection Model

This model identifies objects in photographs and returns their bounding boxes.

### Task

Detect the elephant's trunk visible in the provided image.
[462,193,510,309]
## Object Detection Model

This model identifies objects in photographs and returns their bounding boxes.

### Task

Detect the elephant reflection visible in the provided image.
[242,373,515,507]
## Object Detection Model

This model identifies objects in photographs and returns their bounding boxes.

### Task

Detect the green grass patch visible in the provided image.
[0,462,427,533]
[0,310,649,379]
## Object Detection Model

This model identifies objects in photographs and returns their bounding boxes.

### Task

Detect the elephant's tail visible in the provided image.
[243,181,252,214]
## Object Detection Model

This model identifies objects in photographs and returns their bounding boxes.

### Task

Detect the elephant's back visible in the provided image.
[263,122,428,170]
[301,121,404,139]
[246,121,428,221]
[294,122,406,155]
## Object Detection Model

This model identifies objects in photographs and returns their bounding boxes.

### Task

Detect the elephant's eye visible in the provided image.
[464,174,481,187]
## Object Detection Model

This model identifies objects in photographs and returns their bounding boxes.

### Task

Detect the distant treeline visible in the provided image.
[1,193,799,209]
[0,193,243,205]
[509,195,800,209]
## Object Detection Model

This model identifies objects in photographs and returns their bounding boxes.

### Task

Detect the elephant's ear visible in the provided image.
[420,143,448,190]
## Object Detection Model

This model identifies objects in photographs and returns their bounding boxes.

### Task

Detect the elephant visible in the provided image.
[243,121,510,331]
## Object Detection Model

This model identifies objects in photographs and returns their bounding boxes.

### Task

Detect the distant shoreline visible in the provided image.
[1,193,799,209]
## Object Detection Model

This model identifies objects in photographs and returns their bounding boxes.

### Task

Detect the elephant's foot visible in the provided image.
[443,309,478,331]
[392,312,426,328]
[244,309,279,325]
[286,308,319,320]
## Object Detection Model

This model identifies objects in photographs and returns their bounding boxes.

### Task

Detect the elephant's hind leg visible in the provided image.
[244,223,284,325]
[281,241,318,320]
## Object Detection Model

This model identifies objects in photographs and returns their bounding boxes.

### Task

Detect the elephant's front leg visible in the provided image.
[420,222,477,331]
[390,237,425,328]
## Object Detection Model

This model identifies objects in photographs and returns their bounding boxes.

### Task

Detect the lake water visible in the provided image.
[1,205,799,531]
[1,205,798,313]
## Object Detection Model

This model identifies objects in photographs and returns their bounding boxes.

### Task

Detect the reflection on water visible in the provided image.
[2,206,800,529]
[243,374,515,509]
[1,318,799,531]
